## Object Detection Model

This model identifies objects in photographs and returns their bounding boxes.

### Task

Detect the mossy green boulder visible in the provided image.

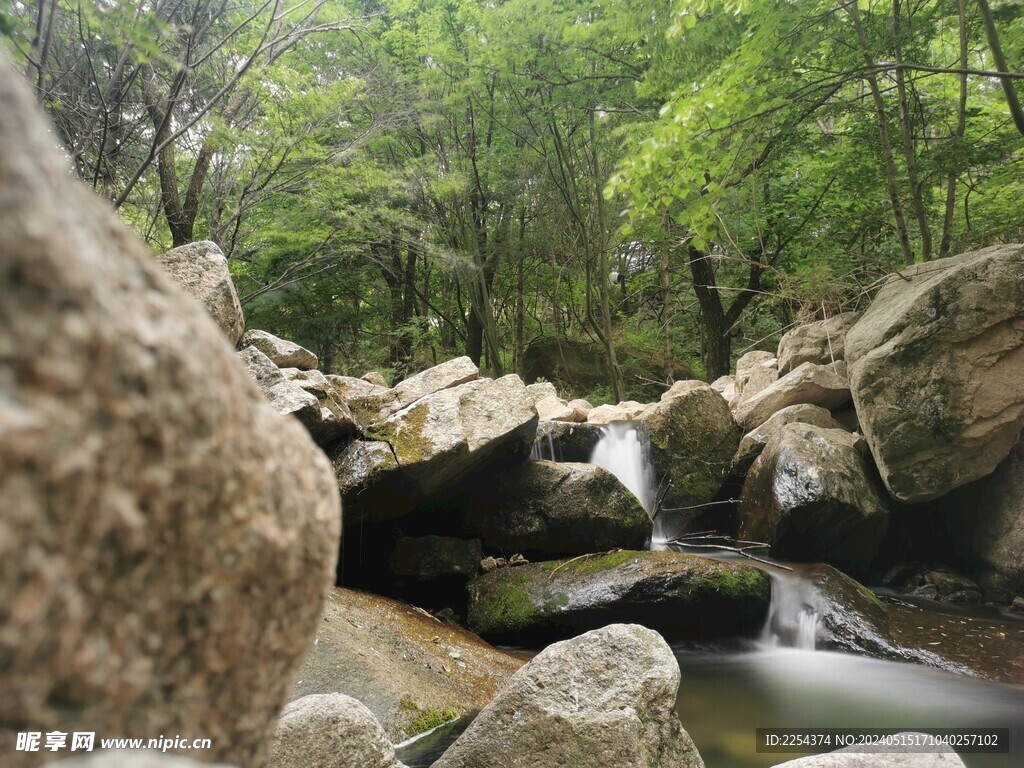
[467,549,770,642]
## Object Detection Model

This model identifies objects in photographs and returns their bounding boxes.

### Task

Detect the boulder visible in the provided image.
[535,394,585,422]
[433,624,705,768]
[0,65,340,767]
[241,329,319,370]
[732,404,848,477]
[777,312,861,375]
[281,368,358,447]
[587,400,648,423]
[770,732,967,767]
[237,346,327,439]
[269,694,407,768]
[341,374,538,523]
[739,424,888,575]
[346,356,481,427]
[845,244,1024,502]
[44,755,237,768]
[710,375,735,394]
[362,371,389,387]
[522,337,609,394]
[733,361,851,430]
[566,398,594,416]
[661,379,709,400]
[943,437,1024,592]
[463,461,652,559]
[531,420,605,462]
[735,351,779,401]
[389,536,482,580]
[467,550,770,642]
[154,240,245,344]
[290,588,524,742]
[638,384,741,530]
[525,381,558,403]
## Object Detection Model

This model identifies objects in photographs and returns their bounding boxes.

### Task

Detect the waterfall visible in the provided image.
[759,566,821,651]
[588,422,660,536]
[531,431,559,462]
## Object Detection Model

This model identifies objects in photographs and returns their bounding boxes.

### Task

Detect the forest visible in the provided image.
[4,0,1024,400]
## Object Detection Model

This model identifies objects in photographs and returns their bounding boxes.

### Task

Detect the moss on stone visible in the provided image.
[365,401,435,465]
[704,566,770,599]
[540,549,641,577]
[399,697,458,737]
[468,571,539,636]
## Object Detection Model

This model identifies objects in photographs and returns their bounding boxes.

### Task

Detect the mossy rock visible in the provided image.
[467,550,770,643]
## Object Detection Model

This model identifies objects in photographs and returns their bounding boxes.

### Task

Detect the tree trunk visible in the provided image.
[940,0,970,258]
[688,246,731,381]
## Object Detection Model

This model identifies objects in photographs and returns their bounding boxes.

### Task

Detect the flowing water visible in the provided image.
[405,421,1024,767]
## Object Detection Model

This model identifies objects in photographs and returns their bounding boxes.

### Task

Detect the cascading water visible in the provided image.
[530,431,559,462]
[588,421,661,536]
[758,565,821,651]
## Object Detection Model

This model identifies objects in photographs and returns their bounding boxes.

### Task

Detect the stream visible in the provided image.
[399,422,1024,767]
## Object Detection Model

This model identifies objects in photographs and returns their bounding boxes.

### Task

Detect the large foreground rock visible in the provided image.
[269,694,407,768]
[846,244,1024,502]
[463,460,652,558]
[338,374,538,523]
[155,240,245,344]
[433,624,705,768]
[739,424,889,575]
[734,362,851,430]
[776,312,861,374]
[290,588,523,742]
[639,383,740,531]
[732,404,847,477]
[0,65,341,767]
[467,550,769,642]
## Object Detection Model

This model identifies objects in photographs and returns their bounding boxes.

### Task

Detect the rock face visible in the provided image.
[290,588,523,742]
[944,437,1024,592]
[732,404,847,477]
[269,694,407,768]
[639,384,741,528]
[155,240,245,344]
[776,312,861,375]
[339,372,538,523]
[846,244,1024,502]
[734,361,851,430]
[463,460,652,558]
[389,536,482,580]
[739,424,889,575]
[433,624,705,768]
[241,329,319,370]
[467,550,770,642]
[0,65,341,767]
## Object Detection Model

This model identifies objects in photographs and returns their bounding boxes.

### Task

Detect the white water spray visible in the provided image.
[759,567,820,651]
[589,422,660,535]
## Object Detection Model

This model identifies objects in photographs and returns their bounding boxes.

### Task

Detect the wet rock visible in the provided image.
[734,362,851,430]
[639,384,741,530]
[241,329,318,370]
[943,438,1024,593]
[776,312,861,375]
[738,424,889,576]
[846,244,1024,503]
[0,65,340,767]
[467,550,770,642]
[154,240,245,344]
[732,404,848,477]
[1011,596,1024,613]
[532,420,605,462]
[269,694,407,768]
[923,569,979,596]
[291,588,523,742]
[341,374,538,523]
[389,536,482,580]
[433,624,705,768]
[463,460,651,559]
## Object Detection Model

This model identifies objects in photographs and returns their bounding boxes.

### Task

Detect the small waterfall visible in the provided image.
[531,431,559,462]
[589,421,660,533]
[760,566,821,651]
